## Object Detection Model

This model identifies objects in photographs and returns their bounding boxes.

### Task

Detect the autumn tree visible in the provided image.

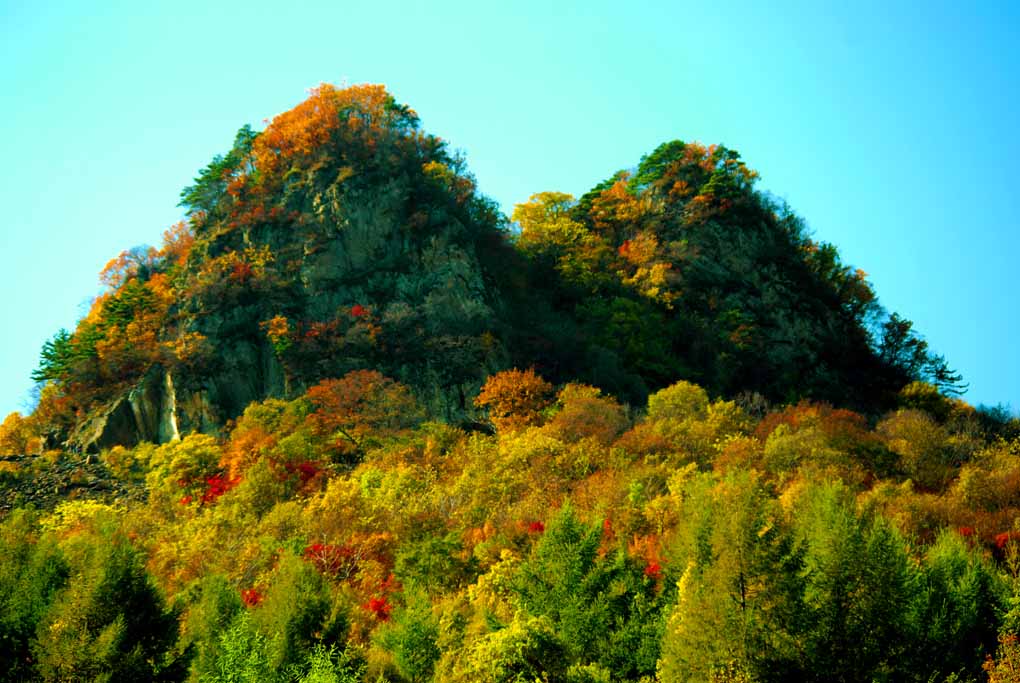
[877,409,959,491]
[220,398,305,481]
[433,614,568,683]
[659,471,806,682]
[0,412,37,454]
[985,636,1020,683]
[544,383,629,445]
[145,433,227,508]
[474,368,555,432]
[306,370,423,459]
[98,245,159,291]
[513,192,587,258]
[512,191,619,299]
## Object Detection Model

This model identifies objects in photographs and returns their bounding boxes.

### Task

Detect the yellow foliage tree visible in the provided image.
[0,412,38,454]
[544,383,629,446]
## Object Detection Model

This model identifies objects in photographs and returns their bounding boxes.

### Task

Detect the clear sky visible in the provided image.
[1,0,1017,417]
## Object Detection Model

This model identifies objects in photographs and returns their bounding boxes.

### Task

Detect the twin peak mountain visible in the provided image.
[34,83,935,452]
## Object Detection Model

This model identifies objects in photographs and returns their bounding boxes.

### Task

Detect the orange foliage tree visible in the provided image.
[474,368,555,432]
[252,84,418,193]
[306,370,423,458]
[157,221,195,269]
[589,174,645,241]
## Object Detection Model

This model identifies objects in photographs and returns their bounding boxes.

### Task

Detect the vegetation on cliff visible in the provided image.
[1,83,1014,682]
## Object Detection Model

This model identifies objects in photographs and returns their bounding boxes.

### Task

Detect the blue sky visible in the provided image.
[1,0,1017,416]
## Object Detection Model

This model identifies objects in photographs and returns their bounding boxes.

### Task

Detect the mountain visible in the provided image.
[27,84,953,453]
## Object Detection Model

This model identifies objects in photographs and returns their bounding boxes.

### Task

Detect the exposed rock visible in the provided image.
[0,452,144,515]
[69,366,183,452]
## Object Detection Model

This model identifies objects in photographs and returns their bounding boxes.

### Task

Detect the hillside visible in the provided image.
[1,84,1016,683]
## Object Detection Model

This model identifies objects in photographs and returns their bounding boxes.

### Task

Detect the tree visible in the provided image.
[792,482,915,683]
[905,531,1003,682]
[434,614,568,683]
[31,329,74,383]
[34,532,183,681]
[984,635,1020,683]
[378,590,441,683]
[514,507,664,677]
[179,124,258,219]
[0,412,37,454]
[0,511,68,683]
[474,368,555,432]
[544,383,629,445]
[249,554,342,673]
[98,245,159,291]
[925,353,969,397]
[306,370,423,458]
[646,380,709,422]
[659,471,806,683]
[512,191,578,238]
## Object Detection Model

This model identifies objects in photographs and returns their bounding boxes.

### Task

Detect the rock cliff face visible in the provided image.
[70,367,181,451]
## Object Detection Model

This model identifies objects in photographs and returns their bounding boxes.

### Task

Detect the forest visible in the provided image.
[1,83,1018,682]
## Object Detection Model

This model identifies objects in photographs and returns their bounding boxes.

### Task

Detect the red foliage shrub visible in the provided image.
[241,588,263,607]
[230,261,254,282]
[285,461,321,484]
[365,596,391,621]
[995,530,1020,550]
[201,474,238,504]
[644,561,663,581]
[527,520,545,534]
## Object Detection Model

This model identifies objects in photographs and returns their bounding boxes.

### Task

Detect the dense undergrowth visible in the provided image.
[2,374,1020,682]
